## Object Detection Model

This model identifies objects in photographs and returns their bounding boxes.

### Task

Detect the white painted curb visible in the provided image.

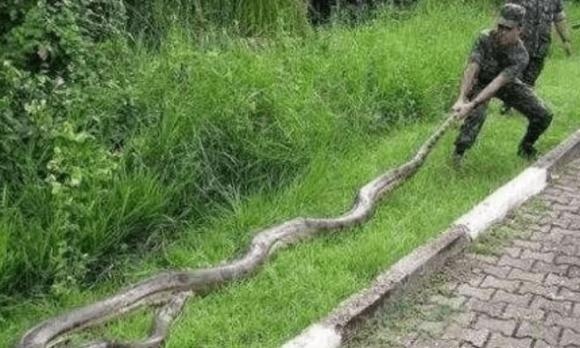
[281,324,341,348]
[455,167,548,239]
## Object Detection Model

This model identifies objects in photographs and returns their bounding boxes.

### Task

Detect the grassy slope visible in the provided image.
[2,2,580,347]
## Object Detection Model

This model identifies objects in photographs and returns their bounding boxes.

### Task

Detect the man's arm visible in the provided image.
[457,61,480,102]
[454,35,529,120]
[451,61,480,117]
[555,19,572,55]
[470,72,510,107]
[452,32,487,118]
[453,71,511,120]
[554,1,572,55]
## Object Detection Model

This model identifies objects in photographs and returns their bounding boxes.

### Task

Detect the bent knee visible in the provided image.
[542,106,553,125]
[532,106,553,130]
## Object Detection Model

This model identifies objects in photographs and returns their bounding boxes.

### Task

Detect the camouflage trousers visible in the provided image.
[522,54,547,87]
[454,80,553,155]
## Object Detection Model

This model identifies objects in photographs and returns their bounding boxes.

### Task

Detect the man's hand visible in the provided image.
[451,100,476,121]
[451,99,465,113]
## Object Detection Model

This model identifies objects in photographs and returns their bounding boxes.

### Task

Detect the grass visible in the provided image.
[125,0,310,39]
[2,1,580,347]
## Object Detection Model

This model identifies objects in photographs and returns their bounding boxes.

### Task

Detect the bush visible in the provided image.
[0,0,140,296]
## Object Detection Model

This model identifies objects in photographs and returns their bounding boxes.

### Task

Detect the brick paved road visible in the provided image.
[347,159,580,348]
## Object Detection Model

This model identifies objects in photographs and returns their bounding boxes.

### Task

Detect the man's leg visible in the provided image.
[501,55,547,114]
[496,81,553,159]
[521,55,547,87]
[453,102,489,160]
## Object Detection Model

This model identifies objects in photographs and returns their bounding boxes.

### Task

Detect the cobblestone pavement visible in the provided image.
[347,158,580,348]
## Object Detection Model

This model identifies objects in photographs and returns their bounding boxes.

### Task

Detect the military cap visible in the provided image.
[498,3,526,28]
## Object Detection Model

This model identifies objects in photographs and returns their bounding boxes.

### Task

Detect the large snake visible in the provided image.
[17,114,457,348]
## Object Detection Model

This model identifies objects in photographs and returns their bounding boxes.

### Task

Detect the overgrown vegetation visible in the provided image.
[124,0,310,39]
[0,0,135,296]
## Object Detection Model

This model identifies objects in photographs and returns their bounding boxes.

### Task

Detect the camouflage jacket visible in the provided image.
[469,30,529,85]
[507,0,566,57]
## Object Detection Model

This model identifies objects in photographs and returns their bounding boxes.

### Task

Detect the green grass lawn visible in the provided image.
[2,3,580,348]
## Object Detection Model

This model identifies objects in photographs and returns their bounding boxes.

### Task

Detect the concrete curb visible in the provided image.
[281,129,580,348]
[455,166,548,240]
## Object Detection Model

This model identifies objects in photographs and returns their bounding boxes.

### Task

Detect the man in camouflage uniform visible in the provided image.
[501,0,572,114]
[452,3,553,164]
[508,0,572,87]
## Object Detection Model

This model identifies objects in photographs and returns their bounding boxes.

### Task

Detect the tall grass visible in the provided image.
[125,0,310,39]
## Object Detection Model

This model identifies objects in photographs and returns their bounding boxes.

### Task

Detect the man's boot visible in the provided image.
[452,148,465,168]
[517,142,538,160]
